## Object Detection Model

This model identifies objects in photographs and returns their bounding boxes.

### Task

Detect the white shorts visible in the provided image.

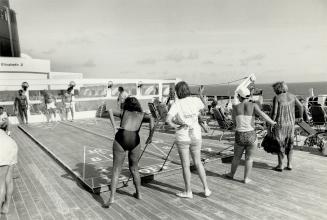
[175,125,202,145]
[65,102,73,108]
[46,102,56,109]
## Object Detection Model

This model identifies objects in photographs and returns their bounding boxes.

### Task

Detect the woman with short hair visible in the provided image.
[166,81,211,198]
[271,81,303,171]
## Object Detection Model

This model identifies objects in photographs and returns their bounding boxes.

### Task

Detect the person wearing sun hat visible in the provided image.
[225,86,276,183]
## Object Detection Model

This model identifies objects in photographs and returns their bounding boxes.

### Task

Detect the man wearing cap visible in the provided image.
[62,82,75,121]
[14,89,29,124]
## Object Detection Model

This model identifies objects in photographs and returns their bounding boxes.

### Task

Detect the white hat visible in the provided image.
[237,87,250,98]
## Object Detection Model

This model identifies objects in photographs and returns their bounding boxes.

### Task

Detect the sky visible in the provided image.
[11,0,327,84]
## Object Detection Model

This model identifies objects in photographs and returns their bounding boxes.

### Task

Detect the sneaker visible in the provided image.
[7,131,11,136]
[204,189,212,197]
[176,191,193,199]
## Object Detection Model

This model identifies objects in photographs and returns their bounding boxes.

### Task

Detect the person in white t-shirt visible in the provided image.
[0,107,10,135]
[166,81,211,199]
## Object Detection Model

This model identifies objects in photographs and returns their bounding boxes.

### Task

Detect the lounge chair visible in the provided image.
[212,108,234,141]
[310,105,327,131]
[148,102,168,129]
[296,121,327,152]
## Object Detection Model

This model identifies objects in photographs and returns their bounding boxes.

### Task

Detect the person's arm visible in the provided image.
[232,105,236,125]
[13,98,17,112]
[143,114,155,144]
[254,104,276,126]
[25,95,29,109]
[108,109,118,132]
[294,96,303,121]
[271,96,278,121]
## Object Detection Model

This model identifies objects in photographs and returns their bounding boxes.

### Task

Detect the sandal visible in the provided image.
[272,166,283,172]
[102,202,114,209]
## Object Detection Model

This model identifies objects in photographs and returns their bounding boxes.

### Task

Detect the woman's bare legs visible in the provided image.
[226,143,244,178]
[177,144,192,197]
[0,166,9,213]
[286,148,293,169]
[190,145,211,196]
[2,166,13,214]
[244,142,257,183]
[276,153,284,170]
[128,145,141,199]
[103,141,126,208]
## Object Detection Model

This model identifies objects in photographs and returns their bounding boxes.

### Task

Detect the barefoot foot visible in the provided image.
[1,202,10,214]
[133,192,142,200]
[243,178,252,184]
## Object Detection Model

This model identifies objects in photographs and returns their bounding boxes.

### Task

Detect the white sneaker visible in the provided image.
[7,131,11,136]
[176,191,193,199]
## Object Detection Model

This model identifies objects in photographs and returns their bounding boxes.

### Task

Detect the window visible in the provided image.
[111,83,137,96]
[0,9,8,22]
[162,83,174,96]
[141,84,159,96]
[29,90,42,101]
[0,91,17,102]
[77,85,107,98]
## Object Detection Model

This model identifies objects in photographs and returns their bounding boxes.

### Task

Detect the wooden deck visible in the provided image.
[1,125,327,220]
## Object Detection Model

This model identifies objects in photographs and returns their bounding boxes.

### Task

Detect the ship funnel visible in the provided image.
[0,0,10,7]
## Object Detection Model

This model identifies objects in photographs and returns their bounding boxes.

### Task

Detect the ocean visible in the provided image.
[190,81,327,101]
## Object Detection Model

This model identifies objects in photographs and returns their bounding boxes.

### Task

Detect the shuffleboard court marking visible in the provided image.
[19,122,184,193]
[60,120,182,164]
[67,118,234,164]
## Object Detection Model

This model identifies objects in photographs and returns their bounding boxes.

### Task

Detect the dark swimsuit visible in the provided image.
[115,110,145,151]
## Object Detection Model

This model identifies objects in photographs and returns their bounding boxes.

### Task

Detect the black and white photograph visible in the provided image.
[0,0,326,219]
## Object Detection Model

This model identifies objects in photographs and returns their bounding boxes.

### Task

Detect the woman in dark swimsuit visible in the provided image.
[103,97,154,208]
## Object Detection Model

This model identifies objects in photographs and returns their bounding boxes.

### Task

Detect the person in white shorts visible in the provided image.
[166,81,211,199]
[62,82,75,121]
[43,91,57,122]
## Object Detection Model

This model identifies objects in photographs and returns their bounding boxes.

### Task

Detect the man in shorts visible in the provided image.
[62,83,75,121]
[0,107,10,135]
[14,89,29,124]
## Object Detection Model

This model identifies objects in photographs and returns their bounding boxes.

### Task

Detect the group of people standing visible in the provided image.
[103,80,303,208]
[0,79,303,213]
[10,81,76,125]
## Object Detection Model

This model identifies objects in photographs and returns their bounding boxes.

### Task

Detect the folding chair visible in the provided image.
[297,121,326,151]
[148,102,167,130]
[310,106,327,131]
[212,108,234,141]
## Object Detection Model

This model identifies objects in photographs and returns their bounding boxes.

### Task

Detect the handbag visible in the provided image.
[261,130,280,154]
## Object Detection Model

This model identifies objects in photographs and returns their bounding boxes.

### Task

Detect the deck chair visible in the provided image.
[296,121,326,151]
[310,106,327,131]
[212,108,234,141]
[148,102,167,129]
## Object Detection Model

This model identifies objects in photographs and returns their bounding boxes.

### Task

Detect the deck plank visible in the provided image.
[3,123,327,220]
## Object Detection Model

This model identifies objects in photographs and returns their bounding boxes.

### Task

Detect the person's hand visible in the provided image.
[270,122,277,132]
[199,85,204,95]
[176,124,188,130]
